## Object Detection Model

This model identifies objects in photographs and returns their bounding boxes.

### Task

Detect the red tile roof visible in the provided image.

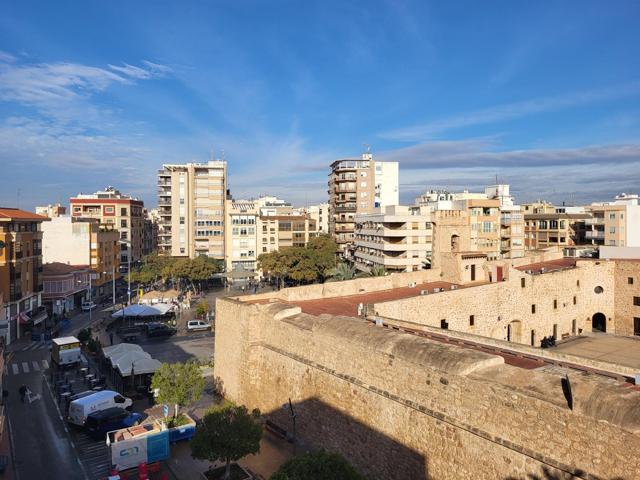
[515,257,577,274]
[0,208,49,221]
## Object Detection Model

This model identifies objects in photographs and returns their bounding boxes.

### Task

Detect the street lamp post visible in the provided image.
[119,240,132,306]
[282,398,297,455]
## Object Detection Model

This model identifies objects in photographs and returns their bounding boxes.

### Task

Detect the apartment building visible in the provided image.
[0,208,48,344]
[354,205,433,273]
[225,199,259,283]
[305,203,329,234]
[521,201,556,215]
[328,152,399,252]
[157,160,227,259]
[143,208,159,256]
[484,185,524,259]
[259,215,317,254]
[41,216,120,299]
[586,193,640,247]
[35,203,66,217]
[42,263,90,315]
[70,187,144,270]
[524,213,589,250]
[416,189,503,260]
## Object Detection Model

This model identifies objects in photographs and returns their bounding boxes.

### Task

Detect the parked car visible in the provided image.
[85,407,142,439]
[146,323,177,338]
[81,301,97,311]
[187,320,212,332]
[68,390,133,426]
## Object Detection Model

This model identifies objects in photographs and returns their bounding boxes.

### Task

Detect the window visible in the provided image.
[629,277,634,285]
[577,280,580,287]
[531,304,536,314]
[634,297,640,306]
[120,219,127,228]
[262,247,267,253]
[521,278,525,288]
[469,315,475,327]
[594,286,604,294]
[609,213,616,220]
[573,296,577,305]
[609,227,616,234]
[120,208,127,216]
[104,206,114,214]
[553,299,557,309]
[440,319,448,330]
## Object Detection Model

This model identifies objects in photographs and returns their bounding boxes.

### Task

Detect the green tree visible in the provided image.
[270,450,364,480]
[327,262,357,282]
[151,361,205,418]
[196,300,209,318]
[191,404,262,480]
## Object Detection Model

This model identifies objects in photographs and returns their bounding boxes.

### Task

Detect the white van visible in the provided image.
[68,390,133,426]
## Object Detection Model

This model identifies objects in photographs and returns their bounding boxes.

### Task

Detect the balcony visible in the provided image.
[586,230,605,239]
[158,189,172,196]
[158,200,171,207]
[585,217,605,225]
[335,205,357,213]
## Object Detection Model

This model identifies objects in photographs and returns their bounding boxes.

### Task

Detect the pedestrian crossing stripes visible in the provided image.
[19,341,51,352]
[8,360,50,376]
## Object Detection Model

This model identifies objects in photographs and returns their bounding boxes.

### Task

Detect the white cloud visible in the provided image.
[380,82,640,141]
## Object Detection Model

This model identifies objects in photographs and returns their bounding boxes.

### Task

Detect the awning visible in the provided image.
[18,312,30,325]
[111,303,173,318]
[103,343,144,360]
[31,310,48,326]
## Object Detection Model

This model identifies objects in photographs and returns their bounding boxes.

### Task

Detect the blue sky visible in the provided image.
[1,0,639,210]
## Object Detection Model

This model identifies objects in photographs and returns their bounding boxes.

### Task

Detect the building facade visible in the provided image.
[305,203,330,234]
[586,193,640,247]
[70,187,144,270]
[0,208,48,344]
[35,203,66,218]
[524,213,589,250]
[143,208,159,256]
[157,160,227,259]
[328,153,399,252]
[225,199,259,283]
[354,205,433,273]
[41,216,120,299]
[42,263,90,315]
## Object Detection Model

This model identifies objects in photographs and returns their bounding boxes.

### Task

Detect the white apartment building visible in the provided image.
[354,205,433,273]
[157,160,227,259]
[305,203,330,234]
[586,193,640,247]
[328,152,399,252]
[224,199,259,282]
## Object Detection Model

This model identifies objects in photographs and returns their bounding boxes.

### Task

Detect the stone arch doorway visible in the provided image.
[507,320,522,343]
[592,312,606,333]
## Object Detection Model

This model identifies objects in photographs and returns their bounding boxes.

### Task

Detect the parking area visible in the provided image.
[553,333,640,369]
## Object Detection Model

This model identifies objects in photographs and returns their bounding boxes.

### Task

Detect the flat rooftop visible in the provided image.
[249,281,459,317]
[553,334,640,370]
[515,257,577,274]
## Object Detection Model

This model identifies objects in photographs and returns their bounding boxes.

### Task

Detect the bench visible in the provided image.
[264,420,287,439]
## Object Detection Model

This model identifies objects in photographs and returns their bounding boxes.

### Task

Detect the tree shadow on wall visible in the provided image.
[264,396,428,480]
[505,465,626,480]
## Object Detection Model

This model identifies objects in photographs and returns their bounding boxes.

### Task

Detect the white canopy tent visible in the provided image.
[110,350,162,377]
[102,343,144,360]
[111,303,173,318]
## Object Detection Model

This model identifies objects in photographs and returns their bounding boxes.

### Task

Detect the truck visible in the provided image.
[106,421,170,472]
[51,336,81,366]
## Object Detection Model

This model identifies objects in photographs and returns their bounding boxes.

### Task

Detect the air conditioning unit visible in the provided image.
[450,285,457,290]
[420,290,429,295]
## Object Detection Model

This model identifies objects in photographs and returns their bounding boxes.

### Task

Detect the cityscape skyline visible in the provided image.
[2,1,640,210]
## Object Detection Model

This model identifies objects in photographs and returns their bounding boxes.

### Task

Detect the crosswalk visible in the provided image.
[5,359,49,376]
[71,430,110,479]
[20,341,51,352]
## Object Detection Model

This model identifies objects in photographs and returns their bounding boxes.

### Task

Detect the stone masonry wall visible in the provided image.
[373,261,617,344]
[214,299,640,480]
[613,261,640,336]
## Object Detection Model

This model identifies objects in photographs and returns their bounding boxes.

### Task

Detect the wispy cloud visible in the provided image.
[0,57,170,106]
[380,82,640,141]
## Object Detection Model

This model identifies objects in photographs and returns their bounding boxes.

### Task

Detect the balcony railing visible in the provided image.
[585,230,605,239]
[585,217,605,225]
[158,200,171,207]
[335,205,357,212]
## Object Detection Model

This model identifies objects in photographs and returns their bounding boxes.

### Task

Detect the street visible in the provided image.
[4,298,217,480]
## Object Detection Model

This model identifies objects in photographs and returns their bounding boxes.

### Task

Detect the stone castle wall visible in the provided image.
[372,261,618,344]
[613,261,640,336]
[214,298,640,480]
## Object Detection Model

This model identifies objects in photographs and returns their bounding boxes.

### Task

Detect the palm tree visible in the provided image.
[365,265,386,277]
[327,262,357,282]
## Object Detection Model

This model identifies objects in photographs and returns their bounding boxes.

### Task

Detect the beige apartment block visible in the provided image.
[328,152,398,253]
[70,186,144,269]
[354,205,433,273]
[521,200,556,214]
[41,216,120,298]
[157,160,227,259]
[524,213,589,250]
[259,214,317,254]
[586,193,640,247]
[35,203,66,218]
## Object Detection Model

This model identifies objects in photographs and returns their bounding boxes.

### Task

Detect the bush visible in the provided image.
[77,328,92,344]
[167,413,191,428]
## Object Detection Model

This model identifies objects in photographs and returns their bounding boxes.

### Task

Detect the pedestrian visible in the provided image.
[109,332,114,345]
[19,384,26,403]
[25,387,33,404]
